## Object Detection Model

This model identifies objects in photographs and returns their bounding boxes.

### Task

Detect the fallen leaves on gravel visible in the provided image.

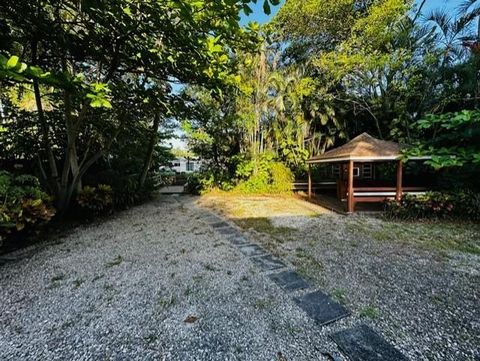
[184,315,198,323]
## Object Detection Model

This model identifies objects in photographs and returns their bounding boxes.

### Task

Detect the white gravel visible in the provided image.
[0,195,348,361]
[251,213,480,361]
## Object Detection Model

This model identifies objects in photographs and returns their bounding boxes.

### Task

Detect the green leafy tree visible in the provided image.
[0,0,263,212]
[406,110,480,169]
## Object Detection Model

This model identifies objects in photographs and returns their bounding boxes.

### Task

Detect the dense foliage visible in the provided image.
[0,0,279,246]
[77,184,113,216]
[0,0,269,215]
[181,0,480,194]
[406,110,480,169]
[0,171,55,243]
[384,191,480,221]
[185,154,293,195]
[234,153,294,194]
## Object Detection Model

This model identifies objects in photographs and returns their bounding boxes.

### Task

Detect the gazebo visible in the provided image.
[306,133,429,213]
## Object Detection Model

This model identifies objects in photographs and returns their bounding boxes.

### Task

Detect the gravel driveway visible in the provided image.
[1,195,344,361]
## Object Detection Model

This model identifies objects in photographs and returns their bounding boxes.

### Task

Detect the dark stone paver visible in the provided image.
[238,244,267,257]
[250,254,286,271]
[216,227,239,236]
[330,324,408,361]
[294,291,349,326]
[268,270,310,291]
[225,234,250,246]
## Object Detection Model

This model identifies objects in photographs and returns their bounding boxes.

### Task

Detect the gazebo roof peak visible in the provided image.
[307,132,402,163]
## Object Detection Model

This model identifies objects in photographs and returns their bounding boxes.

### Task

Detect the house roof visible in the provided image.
[307,133,402,163]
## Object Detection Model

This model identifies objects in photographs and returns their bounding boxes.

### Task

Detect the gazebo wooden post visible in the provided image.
[308,164,312,199]
[395,160,403,201]
[337,163,343,199]
[347,160,354,213]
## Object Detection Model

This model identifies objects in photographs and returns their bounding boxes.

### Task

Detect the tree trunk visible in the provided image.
[139,113,160,188]
[57,150,105,215]
[31,39,59,191]
[57,122,122,215]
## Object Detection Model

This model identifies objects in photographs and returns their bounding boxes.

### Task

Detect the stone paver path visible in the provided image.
[205,205,409,361]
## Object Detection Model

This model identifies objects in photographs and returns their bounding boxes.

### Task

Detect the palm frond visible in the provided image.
[425,9,453,37]
[457,0,480,16]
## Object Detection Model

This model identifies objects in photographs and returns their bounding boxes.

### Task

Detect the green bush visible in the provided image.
[234,153,294,194]
[0,171,55,242]
[77,184,114,215]
[384,190,480,221]
[184,154,294,195]
[88,170,162,209]
[184,173,203,195]
[111,175,159,209]
[450,190,480,221]
[184,168,234,195]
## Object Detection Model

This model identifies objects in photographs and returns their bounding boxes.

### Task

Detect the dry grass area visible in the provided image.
[197,194,330,239]
[198,193,480,361]
[198,193,480,256]
[197,193,329,219]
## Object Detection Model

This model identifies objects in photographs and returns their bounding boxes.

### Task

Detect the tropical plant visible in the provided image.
[0,171,55,241]
[406,110,480,169]
[384,190,480,221]
[234,153,294,194]
[76,185,114,215]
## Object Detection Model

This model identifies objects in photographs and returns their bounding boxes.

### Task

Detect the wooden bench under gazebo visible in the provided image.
[306,133,430,213]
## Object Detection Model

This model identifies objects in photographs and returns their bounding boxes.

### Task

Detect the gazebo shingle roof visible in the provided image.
[307,133,401,163]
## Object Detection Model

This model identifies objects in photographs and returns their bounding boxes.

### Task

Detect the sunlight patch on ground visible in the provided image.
[197,194,330,221]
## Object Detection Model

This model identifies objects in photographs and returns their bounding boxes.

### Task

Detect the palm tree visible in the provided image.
[458,0,480,42]
[425,9,471,64]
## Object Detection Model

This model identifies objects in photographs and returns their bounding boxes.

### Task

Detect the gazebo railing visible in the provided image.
[347,186,427,205]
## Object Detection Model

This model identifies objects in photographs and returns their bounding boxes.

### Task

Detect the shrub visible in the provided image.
[0,171,55,243]
[111,175,160,209]
[451,190,480,221]
[184,154,294,195]
[184,172,202,195]
[269,162,295,193]
[182,152,297,196]
[77,184,113,215]
[160,174,175,187]
[184,168,235,195]
[384,190,480,221]
[233,153,294,194]
[86,169,162,209]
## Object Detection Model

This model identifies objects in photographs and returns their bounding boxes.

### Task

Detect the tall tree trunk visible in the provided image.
[31,39,59,192]
[56,125,123,215]
[139,113,160,188]
[62,88,82,192]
